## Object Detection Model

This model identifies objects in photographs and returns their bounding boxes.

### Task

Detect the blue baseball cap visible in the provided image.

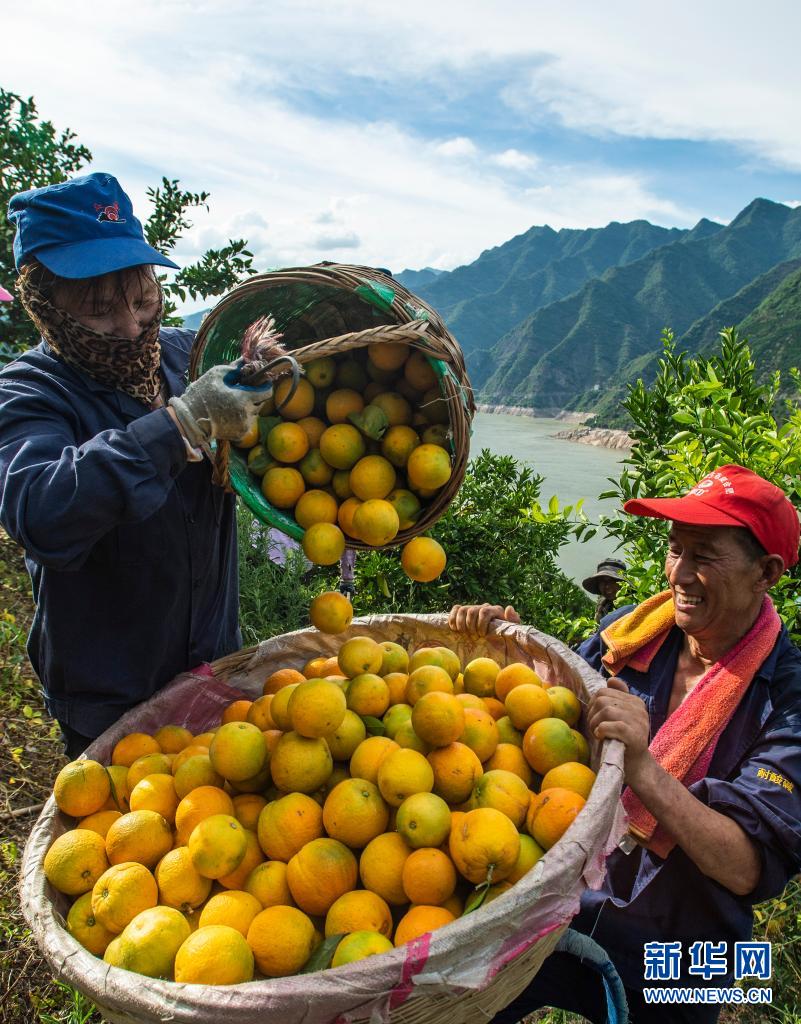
[8,172,180,279]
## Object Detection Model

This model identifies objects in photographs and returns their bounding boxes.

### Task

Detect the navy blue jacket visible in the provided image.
[0,328,241,737]
[573,607,801,990]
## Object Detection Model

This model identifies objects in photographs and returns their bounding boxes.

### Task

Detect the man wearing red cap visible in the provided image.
[453,464,801,1023]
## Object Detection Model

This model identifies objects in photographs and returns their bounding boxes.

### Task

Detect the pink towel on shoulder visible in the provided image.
[618,596,781,858]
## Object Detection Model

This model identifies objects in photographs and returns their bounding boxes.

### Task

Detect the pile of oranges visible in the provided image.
[237,342,449,580]
[45,638,595,986]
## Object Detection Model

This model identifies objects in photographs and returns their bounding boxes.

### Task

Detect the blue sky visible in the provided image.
[3,1,801,313]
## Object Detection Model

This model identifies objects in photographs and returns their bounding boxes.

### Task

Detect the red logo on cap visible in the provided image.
[93,201,126,224]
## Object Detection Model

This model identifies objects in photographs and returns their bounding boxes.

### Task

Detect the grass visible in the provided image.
[1,523,799,1023]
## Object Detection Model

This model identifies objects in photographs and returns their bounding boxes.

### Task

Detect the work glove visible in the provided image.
[168,361,279,448]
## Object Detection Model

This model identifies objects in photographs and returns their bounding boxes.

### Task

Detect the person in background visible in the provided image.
[0,172,276,758]
[0,285,13,301]
[583,557,626,621]
[451,465,801,1023]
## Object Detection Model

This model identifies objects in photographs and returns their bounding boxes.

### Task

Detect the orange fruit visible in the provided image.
[218,828,265,890]
[76,809,122,840]
[261,466,305,508]
[193,732,218,749]
[170,745,209,776]
[323,778,389,849]
[359,832,412,905]
[472,769,531,827]
[236,419,260,448]
[112,733,161,768]
[421,424,449,447]
[326,710,367,761]
[209,721,268,783]
[229,760,272,795]
[91,862,158,934]
[394,721,430,754]
[404,351,437,391]
[459,708,499,763]
[402,848,457,905]
[411,692,465,747]
[325,889,392,938]
[257,792,323,861]
[152,725,193,754]
[462,657,501,698]
[269,687,297,732]
[247,444,276,477]
[368,341,408,372]
[347,673,390,717]
[381,426,420,469]
[395,792,451,848]
[386,488,422,530]
[270,731,333,793]
[104,906,190,978]
[245,860,294,908]
[199,889,263,937]
[572,729,591,766]
[66,891,117,956]
[496,716,524,747]
[522,718,580,775]
[406,444,451,491]
[289,678,347,738]
[304,357,337,389]
[337,496,362,538]
[377,748,434,807]
[298,447,334,487]
[189,814,248,879]
[286,837,358,916]
[302,522,345,565]
[175,786,235,846]
[540,762,597,799]
[155,846,212,912]
[103,765,130,813]
[456,693,486,712]
[485,743,533,787]
[274,376,315,420]
[267,422,310,464]
[483,697,506,720]
[349,455,396,500]
[174,923,255,985]
[505,684,552,731]
[507,833,546,884]
[319,423,366,471]
[384,672,410,706]
[339,636,383,677]
[371,391,412,427]
[394,905,455,946]
[332,930,394,967]
[44,830,110,896]
[409,647,460,679]
[494,663,544,702]
[297,415,328,447]
[244,695,276,732]
[450,807,521,883]
[352,499,400,546]
[332,468,355,499]
[405,665,453,705]
[420,386,450,425]
[309,591,353,635]
[129,774,179,825]
[427,743,484,804]
[247,905,318,976]
[263,666,306,695]
[401,537,447,583]
[349,736,399,783]
[222,699,253,724]
[326,388,364,424]
[54,760,111,818]
[546,686,583,727]
[294,489,338,529]
[105,809,172,868]
[527,787,586,850]
[232,794,267,832]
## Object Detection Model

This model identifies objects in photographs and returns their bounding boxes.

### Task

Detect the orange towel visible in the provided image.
[604,594,781,858]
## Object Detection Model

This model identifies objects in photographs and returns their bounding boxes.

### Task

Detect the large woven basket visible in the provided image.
[21,614,625,1024]
[188,264,475,547]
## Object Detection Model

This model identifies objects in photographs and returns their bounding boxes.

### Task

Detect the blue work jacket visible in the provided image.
[0,328,241,738]
[573,606,801,990]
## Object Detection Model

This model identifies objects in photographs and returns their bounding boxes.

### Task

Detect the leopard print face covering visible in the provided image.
[16,274,164,405]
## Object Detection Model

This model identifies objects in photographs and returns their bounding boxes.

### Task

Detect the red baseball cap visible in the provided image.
[624,464,800,568]
[0,285,12,301]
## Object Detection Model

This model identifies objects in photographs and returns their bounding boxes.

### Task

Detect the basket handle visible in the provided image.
[288,319,455,364]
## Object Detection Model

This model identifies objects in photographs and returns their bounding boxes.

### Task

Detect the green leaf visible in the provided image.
[671,411,695,424]
[363,716,386,736]
[463,884,490,915]
[300,933,344,974]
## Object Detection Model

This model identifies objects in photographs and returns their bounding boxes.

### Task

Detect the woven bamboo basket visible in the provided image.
[188,264,475,547]
[21,614,625,1024]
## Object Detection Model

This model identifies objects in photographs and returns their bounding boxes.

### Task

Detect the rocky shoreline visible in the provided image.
[475,404,631,450]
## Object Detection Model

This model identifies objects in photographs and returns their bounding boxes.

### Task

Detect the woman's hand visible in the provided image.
[448,603,521,636]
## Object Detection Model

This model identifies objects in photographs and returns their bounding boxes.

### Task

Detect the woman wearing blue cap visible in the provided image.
[0,172,275,756]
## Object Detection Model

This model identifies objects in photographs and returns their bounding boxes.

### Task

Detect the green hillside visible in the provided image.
[478,199,801,413]
[733,264,801,383]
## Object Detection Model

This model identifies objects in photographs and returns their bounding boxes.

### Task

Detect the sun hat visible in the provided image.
[0,285,12,301]
[624,464,800,568]
[8,172,179,279]
[582,558,626,595]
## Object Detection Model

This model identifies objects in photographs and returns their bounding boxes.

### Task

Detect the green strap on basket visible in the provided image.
[354,281,396,313]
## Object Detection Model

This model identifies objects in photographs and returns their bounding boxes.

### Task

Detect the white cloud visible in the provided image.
[435,137,478,159]
[491,149,539,171]
[780,200,801,209]
[310,231,361,250]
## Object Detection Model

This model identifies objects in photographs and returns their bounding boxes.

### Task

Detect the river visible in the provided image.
[469,412,626,585]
